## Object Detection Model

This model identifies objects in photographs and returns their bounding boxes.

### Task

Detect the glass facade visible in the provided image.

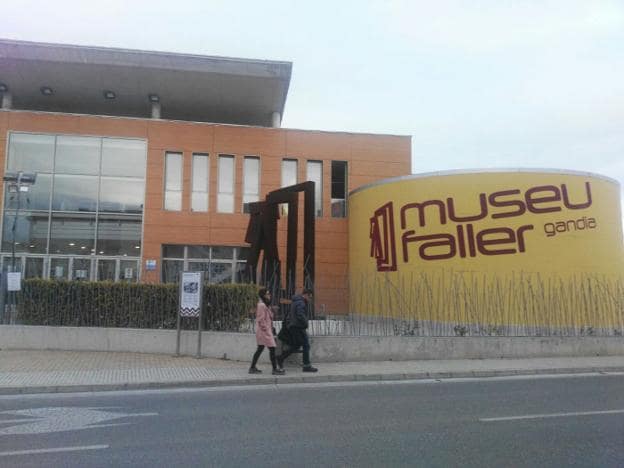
[161,245,249,284]
[1,132,146,281]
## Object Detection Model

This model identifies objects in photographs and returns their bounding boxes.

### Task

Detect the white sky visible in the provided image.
[3,1,624,186]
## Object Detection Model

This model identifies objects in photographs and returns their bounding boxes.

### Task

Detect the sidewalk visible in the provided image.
[1,350,623,395]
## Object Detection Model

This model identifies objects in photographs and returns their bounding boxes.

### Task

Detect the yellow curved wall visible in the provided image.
[348,171,624,330]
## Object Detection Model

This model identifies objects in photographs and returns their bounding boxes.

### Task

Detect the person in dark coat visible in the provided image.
[277,288,318,372]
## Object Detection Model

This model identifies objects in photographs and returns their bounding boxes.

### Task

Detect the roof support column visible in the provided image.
[1,91,12,109]
[271,111,281,128]
[151,102,161,119]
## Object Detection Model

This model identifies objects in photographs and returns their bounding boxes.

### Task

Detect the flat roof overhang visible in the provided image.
[0,39,292,126]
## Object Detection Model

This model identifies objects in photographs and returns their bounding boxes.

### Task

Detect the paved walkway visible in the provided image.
[1,350,623,395]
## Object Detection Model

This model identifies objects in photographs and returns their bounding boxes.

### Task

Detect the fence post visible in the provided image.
[0,267,6,324]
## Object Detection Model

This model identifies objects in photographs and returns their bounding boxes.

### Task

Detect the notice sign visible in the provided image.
[7,272,21,291]
[179,271,203,317]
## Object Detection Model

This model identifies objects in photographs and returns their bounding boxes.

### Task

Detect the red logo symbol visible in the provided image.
[369,202,397,271]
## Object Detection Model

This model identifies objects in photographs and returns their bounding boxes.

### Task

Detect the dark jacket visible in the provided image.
[287,295,309,330]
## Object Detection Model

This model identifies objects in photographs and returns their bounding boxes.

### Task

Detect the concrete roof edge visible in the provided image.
[0,38,292,81]
[0,37,293,67]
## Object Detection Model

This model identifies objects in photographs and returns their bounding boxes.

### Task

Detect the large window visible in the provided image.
[7,133,54,173]
[280,159,298,216]
[331,161,348,218]
[191,153,209,212]
[164,152,183,211]
[281,159,298,187]
[242,157,260,213]
[162,245,249,284]
[217,155,235,213]
[306,160,323,217]
[1,132,146,280]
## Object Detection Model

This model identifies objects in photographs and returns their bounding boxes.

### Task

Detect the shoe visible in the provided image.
[248,367,262,374]
[272,368,285,375]
[302,365,318,373]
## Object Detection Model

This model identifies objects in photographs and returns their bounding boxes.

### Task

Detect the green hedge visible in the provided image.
[16,279,257,331]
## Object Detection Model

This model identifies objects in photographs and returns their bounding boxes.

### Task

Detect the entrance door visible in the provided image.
[24,257,45,279]
[72,258,92,281]
[49,257,70,280]
[97,258,117,281]
[120,259,139,282]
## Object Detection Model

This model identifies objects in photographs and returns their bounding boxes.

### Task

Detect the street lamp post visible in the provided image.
[1,171,36,324]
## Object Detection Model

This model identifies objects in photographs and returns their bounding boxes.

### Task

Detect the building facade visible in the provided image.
[0,40,411,314]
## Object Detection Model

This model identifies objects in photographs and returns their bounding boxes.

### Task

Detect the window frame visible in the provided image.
[306,160,323,217]
[331,160,348,218]
[164,151,183,211]
[217,154,236,213]
[242,156,260,213]
[191,153,209,212]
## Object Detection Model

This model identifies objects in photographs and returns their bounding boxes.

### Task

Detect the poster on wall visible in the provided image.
[179,271,203,317]
[7,272,21,291]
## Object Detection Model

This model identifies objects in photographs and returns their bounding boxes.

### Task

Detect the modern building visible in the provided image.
[0,39,412,313]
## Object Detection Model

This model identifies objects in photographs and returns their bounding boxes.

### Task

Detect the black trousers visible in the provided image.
[251,345,277,369]
[279,330,311,366]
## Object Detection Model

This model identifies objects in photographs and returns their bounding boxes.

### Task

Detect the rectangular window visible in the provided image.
[161,244,244,284]
[280,159,298,216]
[242,157,260,213]
[164,152,183,211]
[281,159,298,187]
[217,155,235,213]
[8,133,55,173]
[331,161,348,218]
[191,153,209,212]
[102,139,147,178]
[306,160,323,217]
[55,136,101,175]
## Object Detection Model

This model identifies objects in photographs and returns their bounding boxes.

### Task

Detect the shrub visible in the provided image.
[16,279,257,331]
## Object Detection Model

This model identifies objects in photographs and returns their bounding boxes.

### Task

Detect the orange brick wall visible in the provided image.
[0,110,411,314]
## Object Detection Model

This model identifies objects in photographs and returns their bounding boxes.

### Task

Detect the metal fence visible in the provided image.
[2,272,623,337]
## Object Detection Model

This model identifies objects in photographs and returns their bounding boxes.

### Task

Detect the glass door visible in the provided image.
[24,257,45,279]
[97,258,117,281]
[120,259,139,282]
[49,257,70,280]
[72,258,92,281]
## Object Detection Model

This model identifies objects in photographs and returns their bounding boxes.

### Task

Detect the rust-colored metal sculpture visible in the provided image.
[244,182,315,303]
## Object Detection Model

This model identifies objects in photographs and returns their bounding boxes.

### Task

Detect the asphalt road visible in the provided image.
[1,374,623,467]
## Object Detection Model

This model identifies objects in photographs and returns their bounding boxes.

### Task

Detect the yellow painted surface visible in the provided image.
[348,171,624,329]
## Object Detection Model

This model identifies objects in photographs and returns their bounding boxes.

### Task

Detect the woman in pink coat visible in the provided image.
[249,288,285,375]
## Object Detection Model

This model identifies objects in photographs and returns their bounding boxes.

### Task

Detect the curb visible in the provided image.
[2,366,624,396]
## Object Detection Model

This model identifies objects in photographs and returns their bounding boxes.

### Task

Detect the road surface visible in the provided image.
[1,373,623,467]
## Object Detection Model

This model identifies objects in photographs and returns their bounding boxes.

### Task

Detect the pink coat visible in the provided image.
[255,301,276,347]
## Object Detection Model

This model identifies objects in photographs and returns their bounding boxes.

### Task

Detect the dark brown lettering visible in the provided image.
[488,189,526,218]
[447,193,488,222]
[525,185,562,213]
[400,200,446,229]
[562,182,592,210]
[476,227,517,255]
